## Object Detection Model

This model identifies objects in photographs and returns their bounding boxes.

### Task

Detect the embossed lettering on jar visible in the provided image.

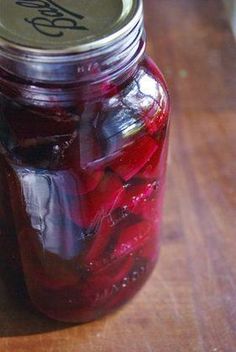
[0,0,170,323]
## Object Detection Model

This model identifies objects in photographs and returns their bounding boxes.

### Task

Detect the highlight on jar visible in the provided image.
[0,0,170,323]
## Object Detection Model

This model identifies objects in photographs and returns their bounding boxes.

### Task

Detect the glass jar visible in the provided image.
[0,0,170,323]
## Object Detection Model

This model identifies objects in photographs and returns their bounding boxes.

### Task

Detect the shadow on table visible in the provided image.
[0,274,75,337]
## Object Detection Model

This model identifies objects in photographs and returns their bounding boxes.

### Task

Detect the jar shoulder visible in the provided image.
[0,55,170,169]
[104,55,170,116]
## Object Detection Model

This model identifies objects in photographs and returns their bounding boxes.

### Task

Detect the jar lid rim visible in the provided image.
[0,0,143,55]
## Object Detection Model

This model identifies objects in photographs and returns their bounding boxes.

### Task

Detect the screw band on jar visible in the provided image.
[0,0,144,83]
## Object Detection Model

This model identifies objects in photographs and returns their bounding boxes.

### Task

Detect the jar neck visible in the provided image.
[0,13,145,84]
[0,16,145,105]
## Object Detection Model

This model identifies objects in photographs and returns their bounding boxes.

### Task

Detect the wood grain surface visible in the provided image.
[0,0,235,351]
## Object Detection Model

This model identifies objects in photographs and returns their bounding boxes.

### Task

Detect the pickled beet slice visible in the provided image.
[119,181,157,214]
[81,273,115,306]
[49,137,104,195]
[105,256,133,284]
[110,136,158,181]
[83,215,139,273]
[85,218,112,264]
[6,103,78,140]
[100,80,119,98]
[83,256,133,307]
[136,197,161,221]
[113,221,153,258]
[79,105,104,168]
[142,103,169,136]
[48,169,101,198]
[104,259,151,310]
[79,170,104,196]
[98,105,143,157]
[68,169,104,196]
[138,137,165,180]
[67,172,124,228]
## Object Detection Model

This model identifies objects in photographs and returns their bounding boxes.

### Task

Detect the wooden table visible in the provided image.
[0,0,235,351]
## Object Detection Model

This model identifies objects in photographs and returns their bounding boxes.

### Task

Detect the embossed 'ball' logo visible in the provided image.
[16,0,88,37]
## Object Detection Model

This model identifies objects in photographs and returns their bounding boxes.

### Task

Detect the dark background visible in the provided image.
[0,0,235,351]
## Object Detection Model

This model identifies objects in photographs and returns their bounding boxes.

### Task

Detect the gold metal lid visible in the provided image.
[0,0,142,54]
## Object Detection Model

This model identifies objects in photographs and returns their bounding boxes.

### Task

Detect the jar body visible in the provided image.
[0,55,170,323]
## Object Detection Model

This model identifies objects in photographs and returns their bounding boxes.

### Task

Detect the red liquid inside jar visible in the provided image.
[0,56,170,322]
[0,0,170,323]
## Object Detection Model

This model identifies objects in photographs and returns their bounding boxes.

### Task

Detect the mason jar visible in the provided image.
[0,0,170,323]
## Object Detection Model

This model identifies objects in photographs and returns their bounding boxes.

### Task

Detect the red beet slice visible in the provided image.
[78,105,104,168]
[138,137,165,180]
[83,256,133,308]
[113,221,153,259]
[105,256,133,284]
[104,259,151,310]
[119,181,157,214]
[58,134,104,195]
[6,104,78,140]
[140,57,170,135]
[137,197,161,220]
[76,170,104,195]
[62,169,104,196]
[67,172,125,228]
[85,218,112,264]
[110,136,158,181]
[82,273,114,307]
[100,80,119,98]
[142,104,169,136]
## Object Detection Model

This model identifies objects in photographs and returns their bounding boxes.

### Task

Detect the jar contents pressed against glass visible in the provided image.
[0,0,170,323]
